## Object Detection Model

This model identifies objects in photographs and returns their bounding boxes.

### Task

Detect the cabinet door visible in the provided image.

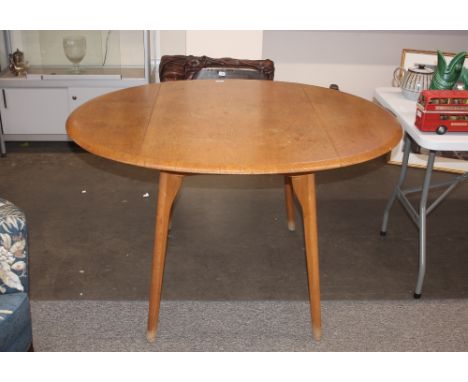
[0,88,69,135]
[68,87,123,112]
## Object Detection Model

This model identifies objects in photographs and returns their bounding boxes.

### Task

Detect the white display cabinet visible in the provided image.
[0,30,151,141]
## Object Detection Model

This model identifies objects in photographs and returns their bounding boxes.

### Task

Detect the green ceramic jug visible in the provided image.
[429,50,466,90]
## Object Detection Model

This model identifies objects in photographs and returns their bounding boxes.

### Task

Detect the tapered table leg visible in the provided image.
[290,173,322,340]
[147,171,184,342]
[284,176,296,231]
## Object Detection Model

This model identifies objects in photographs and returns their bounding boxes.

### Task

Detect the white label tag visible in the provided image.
[218,71,226,77]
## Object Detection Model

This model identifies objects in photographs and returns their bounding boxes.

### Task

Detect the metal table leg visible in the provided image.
[381,135,468,298]
[381,134,412,235]
[414,151,436,298]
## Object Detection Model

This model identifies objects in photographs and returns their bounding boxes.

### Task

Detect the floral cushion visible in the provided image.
[0,199,28,296]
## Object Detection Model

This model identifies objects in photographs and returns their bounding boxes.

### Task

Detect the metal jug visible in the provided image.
[393,64,434,100]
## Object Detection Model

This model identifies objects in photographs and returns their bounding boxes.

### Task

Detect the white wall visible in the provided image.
[262,31,468,100]
[158,30,186,57]
[158,30,263,59]
[185,31,263,59]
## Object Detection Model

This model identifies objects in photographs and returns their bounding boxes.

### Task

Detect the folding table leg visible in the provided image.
[381,134,411,236]
[414,151,437,298]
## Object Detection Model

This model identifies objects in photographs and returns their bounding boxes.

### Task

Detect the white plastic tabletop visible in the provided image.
[374,87,468,151]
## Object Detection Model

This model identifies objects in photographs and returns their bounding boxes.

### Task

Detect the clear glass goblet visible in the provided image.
[63,35,86,74]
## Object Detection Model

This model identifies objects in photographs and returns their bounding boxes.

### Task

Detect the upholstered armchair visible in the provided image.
[0,198,32,351]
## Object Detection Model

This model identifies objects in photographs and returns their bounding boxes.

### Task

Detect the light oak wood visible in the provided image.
[284,176,296,231]
[66,80,402,342]
[147,171,183,342]
[67,80,402,174]
[290,174,321,340]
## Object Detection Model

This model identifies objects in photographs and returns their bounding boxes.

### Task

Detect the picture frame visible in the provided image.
[388,48,468,174]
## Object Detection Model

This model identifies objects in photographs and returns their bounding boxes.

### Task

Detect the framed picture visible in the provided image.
[388,49,468,174]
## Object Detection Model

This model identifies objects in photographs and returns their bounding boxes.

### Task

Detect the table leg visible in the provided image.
[147,171,184,342]
[290,173,322,340]
[284,176,296,231]
[381,134,412,236]
[414,150,436,299]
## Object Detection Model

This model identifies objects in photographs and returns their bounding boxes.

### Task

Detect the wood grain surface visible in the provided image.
[66,80,402,174]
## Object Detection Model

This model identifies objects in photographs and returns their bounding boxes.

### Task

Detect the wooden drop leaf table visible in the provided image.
[67,80,402,341]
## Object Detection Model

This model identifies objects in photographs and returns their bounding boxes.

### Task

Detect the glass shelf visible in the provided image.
[3,30,148,79]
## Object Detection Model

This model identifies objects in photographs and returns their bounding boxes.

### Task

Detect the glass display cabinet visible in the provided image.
[0,30,151,141]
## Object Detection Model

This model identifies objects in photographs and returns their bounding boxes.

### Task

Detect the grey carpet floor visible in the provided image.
[1,147,467,301]
[31,299,468,351]
[3,143,468,351]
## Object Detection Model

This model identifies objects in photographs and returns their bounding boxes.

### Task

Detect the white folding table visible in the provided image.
[374,87,468,297]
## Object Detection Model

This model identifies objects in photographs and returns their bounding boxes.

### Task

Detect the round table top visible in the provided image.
[66,80,402,175]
